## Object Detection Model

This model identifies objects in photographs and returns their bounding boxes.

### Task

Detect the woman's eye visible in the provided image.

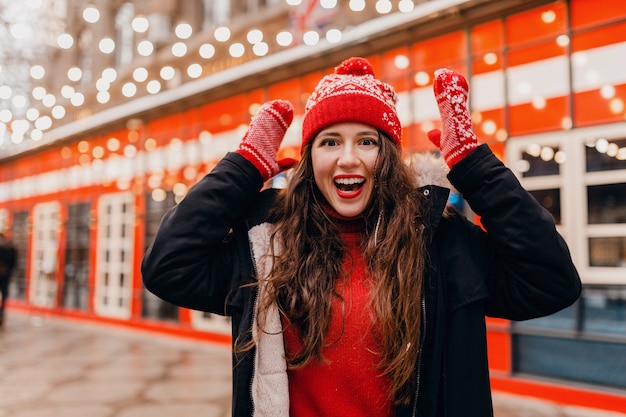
[320,138,338,146]
[361,138,379,146]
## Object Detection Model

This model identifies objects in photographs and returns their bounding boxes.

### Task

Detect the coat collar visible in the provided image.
[408,152,451,190]
[408,152,452,234]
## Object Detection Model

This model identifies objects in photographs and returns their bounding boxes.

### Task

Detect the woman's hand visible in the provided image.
[236,99,297,181]
[427,69,478,168]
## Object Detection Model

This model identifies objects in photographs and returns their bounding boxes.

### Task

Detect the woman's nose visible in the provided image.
[337,144,359,166]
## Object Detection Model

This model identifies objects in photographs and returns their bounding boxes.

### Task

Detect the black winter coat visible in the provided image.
[141,144,581,417]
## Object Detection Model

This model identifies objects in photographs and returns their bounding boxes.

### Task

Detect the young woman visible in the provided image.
[141,57,581,417]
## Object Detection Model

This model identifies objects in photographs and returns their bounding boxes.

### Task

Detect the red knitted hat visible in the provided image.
[301,57,402,152]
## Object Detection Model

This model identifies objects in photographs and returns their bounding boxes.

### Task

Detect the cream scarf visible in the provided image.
[248,223,289,417]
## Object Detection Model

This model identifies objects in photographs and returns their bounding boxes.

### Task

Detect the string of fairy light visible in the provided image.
[0,0,423,148]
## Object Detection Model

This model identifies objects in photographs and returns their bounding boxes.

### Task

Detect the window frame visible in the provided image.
[506,121,626,285]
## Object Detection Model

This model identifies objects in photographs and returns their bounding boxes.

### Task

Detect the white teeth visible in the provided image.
[335,177,364,185]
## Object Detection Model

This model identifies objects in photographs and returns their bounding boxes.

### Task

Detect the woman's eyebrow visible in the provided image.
[319,130,378,136]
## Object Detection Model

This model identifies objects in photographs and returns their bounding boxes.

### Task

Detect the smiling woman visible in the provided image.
[141,56,581,417]
[311,123,380,218]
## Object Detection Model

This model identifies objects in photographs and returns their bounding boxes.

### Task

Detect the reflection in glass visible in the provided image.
[586,138,626,172]
[529,188,561,224]
[514,303,576,331]
[589,237,626,267]
[521,146,560,177]
[582,286,626,336]
[62,202,90,310]
[587,183,626,224]
[142,190,179,321]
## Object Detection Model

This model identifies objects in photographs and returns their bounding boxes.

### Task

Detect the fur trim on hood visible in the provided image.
[407,151,452,190]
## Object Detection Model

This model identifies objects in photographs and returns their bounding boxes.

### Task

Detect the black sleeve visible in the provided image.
[141,152,264,314]
[448,145,582,320]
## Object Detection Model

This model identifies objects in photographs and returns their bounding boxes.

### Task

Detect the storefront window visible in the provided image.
[62,202,91,310]
[514,303,577,331]
[520,146,561,177]
[585,138,626,172]
[509,125,626,389]
[9,211,28,300]
[588,237,626,267]
[529,188,561,224]
[587,183,626,224]
[142,190,179,321]
[582,286,626,336]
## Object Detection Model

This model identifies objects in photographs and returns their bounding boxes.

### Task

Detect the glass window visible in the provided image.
[62,203,91,310]
[513,334,626,389]
[519,146,561,177]
[9,211,29,300]
[529,188,561,224]
[585,138,626,172]
[142,190,179,321]
[514,303,576,331]
[95,192,135,319]
[588,237,626,267]
[582,286,626,335]
[587,183,626,224]
[30,202,61,308]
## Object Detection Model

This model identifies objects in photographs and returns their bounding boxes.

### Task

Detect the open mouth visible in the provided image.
[334,177,365,193]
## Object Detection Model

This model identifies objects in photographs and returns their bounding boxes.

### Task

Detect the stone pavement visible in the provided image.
[1,310,624,417]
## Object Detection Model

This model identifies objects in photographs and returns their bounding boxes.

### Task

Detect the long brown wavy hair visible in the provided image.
[244,133,427,405]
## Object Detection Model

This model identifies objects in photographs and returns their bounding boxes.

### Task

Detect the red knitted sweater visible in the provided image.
[282,218,395,417]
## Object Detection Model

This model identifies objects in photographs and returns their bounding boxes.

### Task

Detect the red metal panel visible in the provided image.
[573,84,626,126]
[571,0,626,29]
[571,21,626,52]
[268,79,303,112]
[382,47,412,92]
[473,108,506,144]
[411,31,468,70]
[486,320,512,373]
[505,1,567,47]
[509,96,569,136]
[471,54,503,75]
[471,20,504,56]
[507,39,567,67]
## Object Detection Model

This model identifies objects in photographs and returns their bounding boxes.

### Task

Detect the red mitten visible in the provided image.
[432,69,478,168]
[236,100,295,181]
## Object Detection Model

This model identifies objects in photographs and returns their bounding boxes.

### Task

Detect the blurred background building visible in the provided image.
[0,0,625,413]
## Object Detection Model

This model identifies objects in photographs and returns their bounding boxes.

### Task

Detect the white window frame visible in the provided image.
[94,191,135,319]
[29,201,61,307]
[0,209,8,233]
[507,122,626,285]
[190,310,231,335]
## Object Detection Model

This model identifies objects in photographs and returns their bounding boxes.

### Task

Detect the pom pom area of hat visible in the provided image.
[301,56,402,152]
[335,57,375,77]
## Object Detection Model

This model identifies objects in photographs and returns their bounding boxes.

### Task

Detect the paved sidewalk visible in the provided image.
[0,311,624,417]
[0,312,232,417]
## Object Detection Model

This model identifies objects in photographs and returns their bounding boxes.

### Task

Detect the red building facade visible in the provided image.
[2,0,626,412]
